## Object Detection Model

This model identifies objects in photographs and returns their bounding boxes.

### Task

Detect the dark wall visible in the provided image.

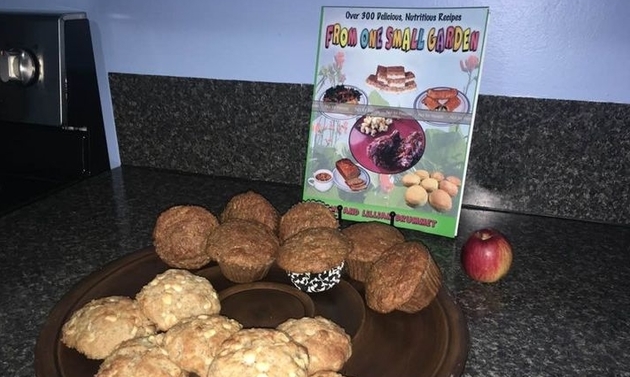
[109,73,630,225]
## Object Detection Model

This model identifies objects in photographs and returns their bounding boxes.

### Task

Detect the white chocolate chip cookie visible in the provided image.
[162,314,242,376]
[96,335,186,377]
[61,296,156,360]
[136,269,221,331]
[277,316,352,374]
[209,328,310,377]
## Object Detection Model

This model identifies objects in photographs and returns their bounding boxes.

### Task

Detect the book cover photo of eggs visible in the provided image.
[303,6,490,238]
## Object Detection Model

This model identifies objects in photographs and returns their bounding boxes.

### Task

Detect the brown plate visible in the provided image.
[35,247,469,377]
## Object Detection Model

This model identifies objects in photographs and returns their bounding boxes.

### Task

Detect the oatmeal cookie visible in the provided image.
[208,328,309,377]
[162,314,242,376]
[277,316,352,374]
[61,296,156,360]
[136,269,221,331]
[96,335,186,377]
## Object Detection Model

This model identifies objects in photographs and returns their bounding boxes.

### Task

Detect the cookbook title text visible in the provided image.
[324,20,481,53]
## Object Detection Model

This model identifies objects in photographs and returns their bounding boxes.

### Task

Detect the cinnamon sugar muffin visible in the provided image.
[220,191,280,234]
[278,201,338,242]
[208,328,309,377]
[136,269,221,331]
[277,316,352,374]
[341,221,405,282]
[365,241,442,313]
[205,219,280,283]
[96,334,186,377]
[277,227,351,292]
[61,296,156,360]
[162,314,242,376]
[152,205,219,269]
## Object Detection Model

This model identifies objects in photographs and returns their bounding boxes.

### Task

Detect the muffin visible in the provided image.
[152,205,219,269]
[278,201,338,242]
[205,219,280,283]
[61,296,156,360]
[162,314,242,376]
[277,316,352,375]
[220,190,280,234]
[136,269,221,331]
[277,227,351,292]
[96,335,186,377]
[365,241,442,314]
[208,328,309,377]
[341,221,405,282]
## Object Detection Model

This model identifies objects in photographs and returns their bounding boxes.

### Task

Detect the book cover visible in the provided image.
[303,6,490,237]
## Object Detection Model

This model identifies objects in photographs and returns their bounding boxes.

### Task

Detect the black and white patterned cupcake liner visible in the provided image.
[287,261,345,293]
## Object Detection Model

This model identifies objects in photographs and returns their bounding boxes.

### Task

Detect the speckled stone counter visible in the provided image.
[109,73,630,225]
[1,166,628,376]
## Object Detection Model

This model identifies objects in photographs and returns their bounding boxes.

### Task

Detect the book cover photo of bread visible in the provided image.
[302,6,490,238]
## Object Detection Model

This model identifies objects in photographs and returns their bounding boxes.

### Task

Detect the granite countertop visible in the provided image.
[1,166,628,376]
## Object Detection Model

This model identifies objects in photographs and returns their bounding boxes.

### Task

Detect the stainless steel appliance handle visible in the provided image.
[0,48,39,85]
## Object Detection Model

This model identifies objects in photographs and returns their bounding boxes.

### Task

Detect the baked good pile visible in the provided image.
[61,190,443,376]
[62,268,352,377]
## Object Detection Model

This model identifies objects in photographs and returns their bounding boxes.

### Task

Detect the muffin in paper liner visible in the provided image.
[343,259,373,283]
[287,261,345,293]
[278,201,339,242]
[277,227,351,293]
[205,219,280,283]
[218,260,275,284]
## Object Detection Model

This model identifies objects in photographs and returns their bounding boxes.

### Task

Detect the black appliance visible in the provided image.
[0,11,110,214]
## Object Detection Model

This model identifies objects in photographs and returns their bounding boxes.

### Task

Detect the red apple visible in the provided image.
[461,228,513,283]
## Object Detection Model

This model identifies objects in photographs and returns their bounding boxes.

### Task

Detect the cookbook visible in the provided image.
[302,6,490,237]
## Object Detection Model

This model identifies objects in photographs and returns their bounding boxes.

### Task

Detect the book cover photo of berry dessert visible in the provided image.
[303,6,490,238]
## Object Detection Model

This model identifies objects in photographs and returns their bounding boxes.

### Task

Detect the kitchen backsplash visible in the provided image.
[109,73,630,226]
